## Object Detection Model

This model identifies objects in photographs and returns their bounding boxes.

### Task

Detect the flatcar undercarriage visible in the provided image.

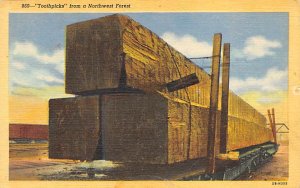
[184,142,279,180]
[67,142,278,181]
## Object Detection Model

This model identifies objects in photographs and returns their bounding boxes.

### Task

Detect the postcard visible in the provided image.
[0,0,299,188]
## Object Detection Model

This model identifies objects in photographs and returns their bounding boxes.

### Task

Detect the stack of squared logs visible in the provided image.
[49,14,273,164]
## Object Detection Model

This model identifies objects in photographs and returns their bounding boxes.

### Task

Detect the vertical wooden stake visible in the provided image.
[207,33,222,174]
[267,109,272,125]
[271,108,277,144]
[267,109,274,142]
[220,43,230,154]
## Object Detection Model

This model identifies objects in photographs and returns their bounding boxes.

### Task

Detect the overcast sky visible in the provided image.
[9,13,288,101]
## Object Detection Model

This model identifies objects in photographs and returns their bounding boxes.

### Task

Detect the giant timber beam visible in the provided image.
[207,33,222,174]
[220,43,231,154]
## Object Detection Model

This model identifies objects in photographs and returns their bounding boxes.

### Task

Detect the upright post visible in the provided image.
[267,109,272,124]
[267,109,274,142]
[271,108,277,144]
[220,43,230,154]
[207,33,222,174]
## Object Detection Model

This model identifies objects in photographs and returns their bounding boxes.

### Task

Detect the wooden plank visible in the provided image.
[207,33,222,174]
[166,73,199,92]
[220,43,231,153]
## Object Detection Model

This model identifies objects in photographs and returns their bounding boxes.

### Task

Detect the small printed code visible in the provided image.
[272,182,287,185]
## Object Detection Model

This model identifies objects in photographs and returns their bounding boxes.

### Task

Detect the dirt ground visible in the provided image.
[243,143,289,181]
[9,143,207,180]
[9,143,77,180]
[9,142,288,181]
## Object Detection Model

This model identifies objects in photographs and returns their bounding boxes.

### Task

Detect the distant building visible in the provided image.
[9,124,48,141]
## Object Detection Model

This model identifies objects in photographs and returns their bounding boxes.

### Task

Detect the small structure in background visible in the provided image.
[9,123,48,143]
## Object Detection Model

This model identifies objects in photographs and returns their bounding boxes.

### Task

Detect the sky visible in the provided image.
[9,13,288,124]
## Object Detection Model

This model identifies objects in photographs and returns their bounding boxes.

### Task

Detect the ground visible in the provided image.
[243,143,289,181]
[9,142,288,180]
